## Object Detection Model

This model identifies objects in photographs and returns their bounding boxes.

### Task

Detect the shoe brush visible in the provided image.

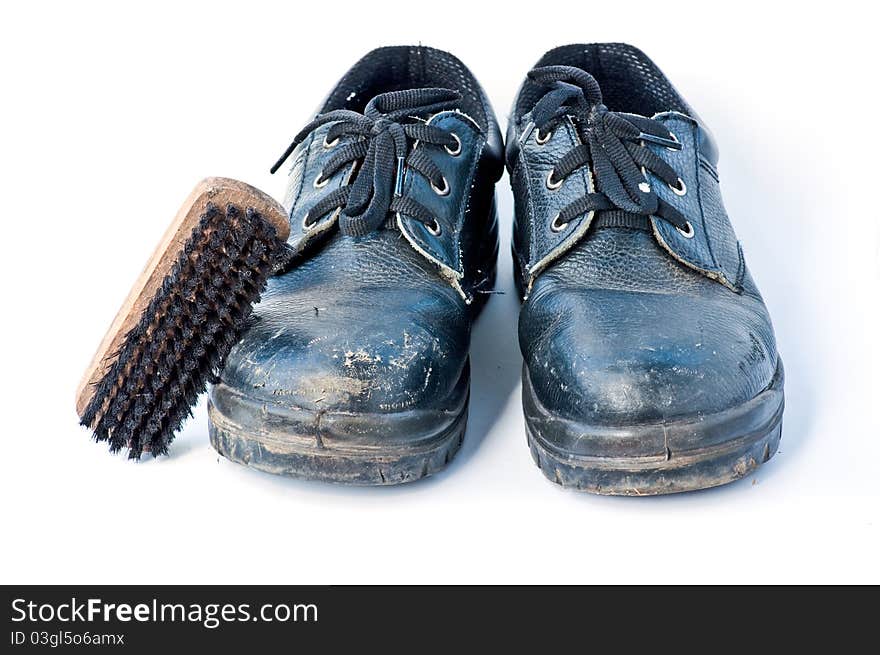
[76,177,291,458]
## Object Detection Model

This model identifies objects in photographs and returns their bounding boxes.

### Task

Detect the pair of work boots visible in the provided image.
[81,44,784,495]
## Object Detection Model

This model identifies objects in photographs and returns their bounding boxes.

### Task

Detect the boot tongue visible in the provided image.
[363,88,461,123]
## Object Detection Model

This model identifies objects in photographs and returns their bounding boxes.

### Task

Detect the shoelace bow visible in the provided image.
[527,66,690,233]
[271,88,462,237]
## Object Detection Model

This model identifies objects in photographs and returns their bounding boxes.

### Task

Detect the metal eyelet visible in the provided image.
[546,170,563,190]
[666,132,680,151]
[669,178,687,196]
[431,176,450,196]
[323,135,339,149]
[444,133,462,156]
[313,172,329,189]
[426,219,442,236]
[535,128,552,145]
[550,214,569,232]
[302,215,317,231]
[676,221,695,238]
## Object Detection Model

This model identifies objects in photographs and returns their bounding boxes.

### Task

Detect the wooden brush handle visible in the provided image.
[75,177,289,419]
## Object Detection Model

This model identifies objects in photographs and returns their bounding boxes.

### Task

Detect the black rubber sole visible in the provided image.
[208,366,470,485]
[524,361,785,495]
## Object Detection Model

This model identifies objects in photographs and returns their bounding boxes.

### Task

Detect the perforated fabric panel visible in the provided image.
[515,43,692,119]
[321,46,490,132]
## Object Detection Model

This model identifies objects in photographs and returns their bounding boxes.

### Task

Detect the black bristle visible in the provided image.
[81,203,289,458]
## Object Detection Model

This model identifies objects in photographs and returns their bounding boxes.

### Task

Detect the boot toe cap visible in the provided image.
[220,278,469,414]
[521,287,778,424]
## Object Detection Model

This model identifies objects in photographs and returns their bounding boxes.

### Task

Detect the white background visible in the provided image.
[2,1,877,584]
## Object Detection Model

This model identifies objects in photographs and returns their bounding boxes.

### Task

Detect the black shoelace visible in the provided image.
[526,66,690,234]
[271,88,463,237]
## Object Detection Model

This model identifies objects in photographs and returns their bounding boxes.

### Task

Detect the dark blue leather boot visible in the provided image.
[209,46,502,484]
[507,44,784,494]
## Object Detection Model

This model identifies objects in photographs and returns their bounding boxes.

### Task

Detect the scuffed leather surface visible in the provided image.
[221,232,473,413]
[519,229,778,423]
